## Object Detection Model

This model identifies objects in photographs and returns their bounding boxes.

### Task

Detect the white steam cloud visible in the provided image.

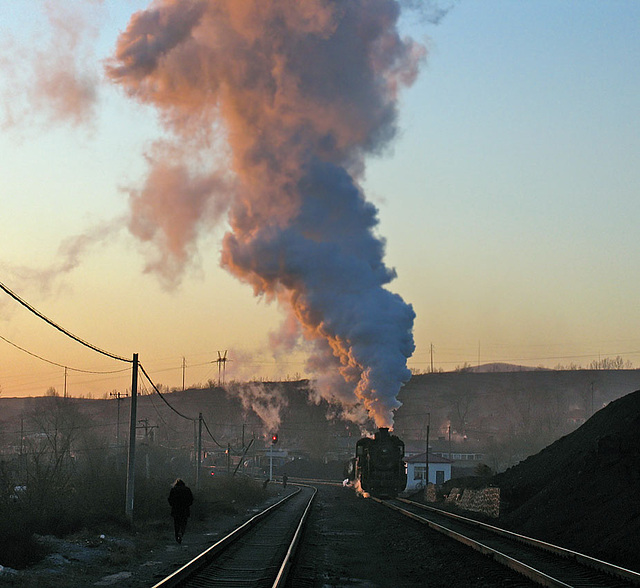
[107,0,423,427]
[227,381,289,434]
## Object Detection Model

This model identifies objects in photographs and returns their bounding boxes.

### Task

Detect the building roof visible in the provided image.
[405,452,452,464]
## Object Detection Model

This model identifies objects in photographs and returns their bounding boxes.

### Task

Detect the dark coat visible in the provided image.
[168,483,193,518]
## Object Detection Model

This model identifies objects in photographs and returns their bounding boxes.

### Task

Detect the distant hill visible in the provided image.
[4,369,640,483]
[459,362,550,373]
[495,388,640,571]
[395,369,640,471]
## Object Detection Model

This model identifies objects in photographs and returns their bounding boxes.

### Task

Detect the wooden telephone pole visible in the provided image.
[126,353,138,523]
[110,391,129,448]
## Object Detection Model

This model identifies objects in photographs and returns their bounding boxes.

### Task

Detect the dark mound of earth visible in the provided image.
[495,388,640,571]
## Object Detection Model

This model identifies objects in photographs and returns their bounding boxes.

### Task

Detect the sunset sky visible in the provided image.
[1,1,639,414]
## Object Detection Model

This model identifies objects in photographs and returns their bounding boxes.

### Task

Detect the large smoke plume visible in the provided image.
[108,0,423,428]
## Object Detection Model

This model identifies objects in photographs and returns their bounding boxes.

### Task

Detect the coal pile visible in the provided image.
[495,389,640,571]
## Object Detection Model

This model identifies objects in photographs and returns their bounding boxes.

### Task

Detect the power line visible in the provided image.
[201,416,226,449]
[408,349,640,366]
[146,385,182,433]
[138,362,196,422]
[0,333,131,375]
[138,364,234,449]
[0,280,131,363]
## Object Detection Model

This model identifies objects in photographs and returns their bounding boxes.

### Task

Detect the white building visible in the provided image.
[404,452,452,492]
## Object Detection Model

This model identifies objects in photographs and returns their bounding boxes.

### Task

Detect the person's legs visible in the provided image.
[173,516,182,543]
[179,516,188,539]
[174,515,187,542]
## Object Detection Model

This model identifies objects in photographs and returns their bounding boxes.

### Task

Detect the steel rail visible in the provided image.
[272,483,317,588]
[286,476,344,487]
[398,498,640,586]
[151,488,301,588]
[376,497,570,587]
[374,497,640,587]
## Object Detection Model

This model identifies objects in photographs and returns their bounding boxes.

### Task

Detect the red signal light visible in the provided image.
[271,434,278,444]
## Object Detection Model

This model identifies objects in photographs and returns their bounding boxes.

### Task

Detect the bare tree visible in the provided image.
[447,388,473,435]
[589,356,632,370]
[21,395,89,512]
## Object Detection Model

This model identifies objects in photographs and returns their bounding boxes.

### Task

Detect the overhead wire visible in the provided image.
[139,364,239,449]
[201,416,226,449]
[2,280,325,450]
[0,280,208,438]
[138,362,196,422]
[146,382,182,434]
[0,280,132,363]
[409,348,640,367]
[0,333,131,374]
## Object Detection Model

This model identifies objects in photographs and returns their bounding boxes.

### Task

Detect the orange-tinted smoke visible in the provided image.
[107,0,424,427]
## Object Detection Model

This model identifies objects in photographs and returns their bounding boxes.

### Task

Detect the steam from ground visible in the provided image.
[226,382,288,434]
[108,0,423,427]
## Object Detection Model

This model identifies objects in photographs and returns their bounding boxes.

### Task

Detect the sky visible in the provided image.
[1,1,639,421]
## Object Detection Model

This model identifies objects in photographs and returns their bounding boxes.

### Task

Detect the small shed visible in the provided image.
[404,452,452,492]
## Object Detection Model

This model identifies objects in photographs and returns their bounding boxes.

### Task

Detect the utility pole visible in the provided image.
[216,350,228,386]
[110,391,129,448]
[193,420,198,481]
[251,432,256,478]
[430,344,434,374]
[138,418,158,441]
[196,413,203,490]
[182,357,186,391]
[138,418,158,480]
[424,412,430,497]
[63,366,68,398]
[125,353,138,523]
[19,418,24,482]
[269,443,273,481]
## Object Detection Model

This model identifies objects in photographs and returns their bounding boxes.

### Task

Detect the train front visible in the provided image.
[355,428,407,498]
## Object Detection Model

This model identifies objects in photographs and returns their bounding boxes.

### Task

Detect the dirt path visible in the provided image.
[1,489,290,588]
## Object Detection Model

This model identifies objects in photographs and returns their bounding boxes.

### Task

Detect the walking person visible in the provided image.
[168,478,193,544]
[282,474,288,489]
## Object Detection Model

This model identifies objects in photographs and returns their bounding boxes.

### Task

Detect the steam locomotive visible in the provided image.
[346,427,407,497]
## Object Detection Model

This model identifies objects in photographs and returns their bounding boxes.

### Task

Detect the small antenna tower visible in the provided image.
[216,350,229,386]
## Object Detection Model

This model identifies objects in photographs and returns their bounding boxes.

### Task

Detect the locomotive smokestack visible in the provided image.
[107,0,423,428]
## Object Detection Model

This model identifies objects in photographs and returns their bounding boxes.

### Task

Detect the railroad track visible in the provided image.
[376,496,640,588]
[152,484,316,588]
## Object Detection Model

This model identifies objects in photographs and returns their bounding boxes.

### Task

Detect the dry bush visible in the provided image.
[0,397,267,570]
